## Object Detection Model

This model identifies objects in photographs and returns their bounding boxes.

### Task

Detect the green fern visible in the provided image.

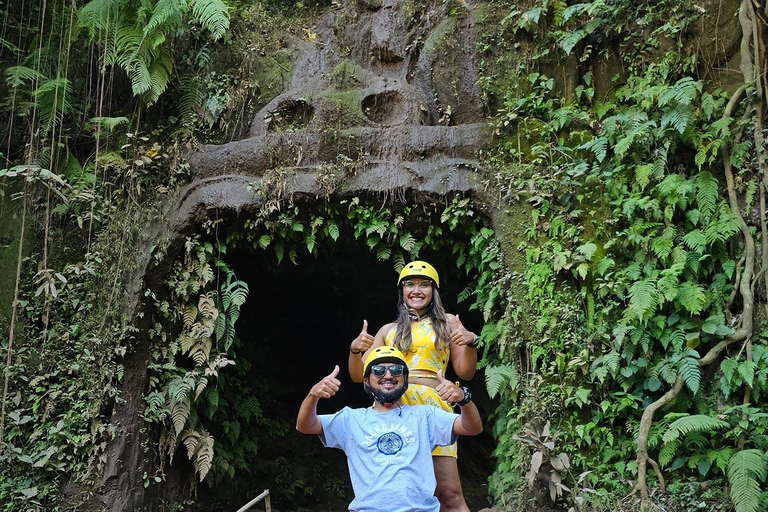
[78,0,123,36]
[695,171,719,221]
[661,105,693,134]
[485,363,519,399]
[678,354,701,394]
[237,396,262,422]
[79,0,230,102]
[634,163,654,189]
[177,74,205,123]
[677,281,706,315]
[662,414,729,444]
[728,449,767,512]
[145,0,186,35]
[89,116,130,137]
[189,0,229,40]
[651,226,676,260]
[627,278,658,321]
[5,65,46,88]
[579,136,608,162]
[658,437,681,467]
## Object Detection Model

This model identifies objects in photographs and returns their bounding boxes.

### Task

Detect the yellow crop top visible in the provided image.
[384,318,449,373]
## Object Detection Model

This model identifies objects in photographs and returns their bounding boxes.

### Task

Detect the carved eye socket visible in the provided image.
[265,99,314,132]
[362,91,405,125]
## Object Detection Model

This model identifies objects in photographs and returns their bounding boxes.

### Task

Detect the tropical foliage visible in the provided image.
[479,0,768,510]
[1,0,768,511]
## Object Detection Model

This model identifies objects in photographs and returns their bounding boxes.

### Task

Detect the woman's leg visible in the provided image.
[433,455,469,512]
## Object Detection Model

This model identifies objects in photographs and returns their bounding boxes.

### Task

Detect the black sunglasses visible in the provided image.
[370,364,406,377]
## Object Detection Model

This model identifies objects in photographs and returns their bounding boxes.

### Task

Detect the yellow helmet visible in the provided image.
[397,260,439,288]
[364,346,409,377]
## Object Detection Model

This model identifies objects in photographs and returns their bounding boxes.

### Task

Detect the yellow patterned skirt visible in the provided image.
[402,383,458,458]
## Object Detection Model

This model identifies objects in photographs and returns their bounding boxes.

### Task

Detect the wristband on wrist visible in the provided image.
[350,346,362,354]
[467,334,480,348]
[456,386,472,406]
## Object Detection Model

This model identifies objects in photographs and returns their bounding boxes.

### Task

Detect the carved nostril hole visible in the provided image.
[265,99,314,132]
[361,91,405,125]
[371,44,404,64]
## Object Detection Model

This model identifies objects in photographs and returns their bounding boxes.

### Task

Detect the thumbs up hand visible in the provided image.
[310,365,341,399]
[449,314,474,346]
[435,369,463,405]
[350,319,375,354]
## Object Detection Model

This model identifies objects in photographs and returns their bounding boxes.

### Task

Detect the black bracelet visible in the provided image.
[457,386,473,406]
[467,334,480,348]
[350,347,362,354]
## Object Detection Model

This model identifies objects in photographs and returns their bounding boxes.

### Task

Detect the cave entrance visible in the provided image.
[183,198,495,511]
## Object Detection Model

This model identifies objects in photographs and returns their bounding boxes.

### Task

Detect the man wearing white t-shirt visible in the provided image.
[296,346,482,512]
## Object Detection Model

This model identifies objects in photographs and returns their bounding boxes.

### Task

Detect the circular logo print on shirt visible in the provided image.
[377,432,404,455]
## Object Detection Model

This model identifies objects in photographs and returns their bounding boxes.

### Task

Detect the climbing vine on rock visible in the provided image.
[145,237,253,484]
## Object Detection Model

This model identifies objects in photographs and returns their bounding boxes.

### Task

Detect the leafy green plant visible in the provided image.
[727,449,768,512]
[513,421,597,509]
[79,0,230,102]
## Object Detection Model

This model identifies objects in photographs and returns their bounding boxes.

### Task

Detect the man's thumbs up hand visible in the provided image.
[310,365,341,399]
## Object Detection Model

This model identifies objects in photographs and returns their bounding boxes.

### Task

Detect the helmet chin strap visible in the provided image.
[407,302,433,320]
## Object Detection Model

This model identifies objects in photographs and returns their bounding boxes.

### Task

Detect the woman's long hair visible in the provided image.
[391,282,451,353]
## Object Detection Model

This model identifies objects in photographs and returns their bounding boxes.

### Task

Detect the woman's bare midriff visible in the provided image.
[409,372,439,388]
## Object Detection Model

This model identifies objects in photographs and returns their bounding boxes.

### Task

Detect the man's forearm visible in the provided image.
[296,394,322,434]
[455,402,483,436]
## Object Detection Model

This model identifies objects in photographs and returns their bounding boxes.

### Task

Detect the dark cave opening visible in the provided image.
[188,215,496,511]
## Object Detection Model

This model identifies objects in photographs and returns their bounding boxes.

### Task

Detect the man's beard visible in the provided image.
[369,380,408,404]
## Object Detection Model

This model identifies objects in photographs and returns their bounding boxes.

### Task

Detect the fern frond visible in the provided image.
[171,396,191,434]
[578,136,607,162]
[658,438,681,467]
[661,105,693,134]
[189,337,212,366]
[238,396,262,422]
[5,65,46,88]
[195,431,215,481]
[695,171,719,221]
[89,116,130,135]
[189,0,230,40]
[182,429,201,459]
[679,355,701,395]
[485,363,519,399]
[143,48,174,102]
[226,280,249,307]
[78,0,124,36]
[677,282,706,315]
[662,414,729,444]
[651,226,676,261]
[628,278,658,321]
[177,74,204,123]
[144,0,186,36]
[728,449,767,512]
[195,376,208,400]
[658,77,701,107]
[182,305,198,326]
[198,293,218,320]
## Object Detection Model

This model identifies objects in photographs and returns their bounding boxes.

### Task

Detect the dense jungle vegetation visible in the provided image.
[1,0,767,511]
